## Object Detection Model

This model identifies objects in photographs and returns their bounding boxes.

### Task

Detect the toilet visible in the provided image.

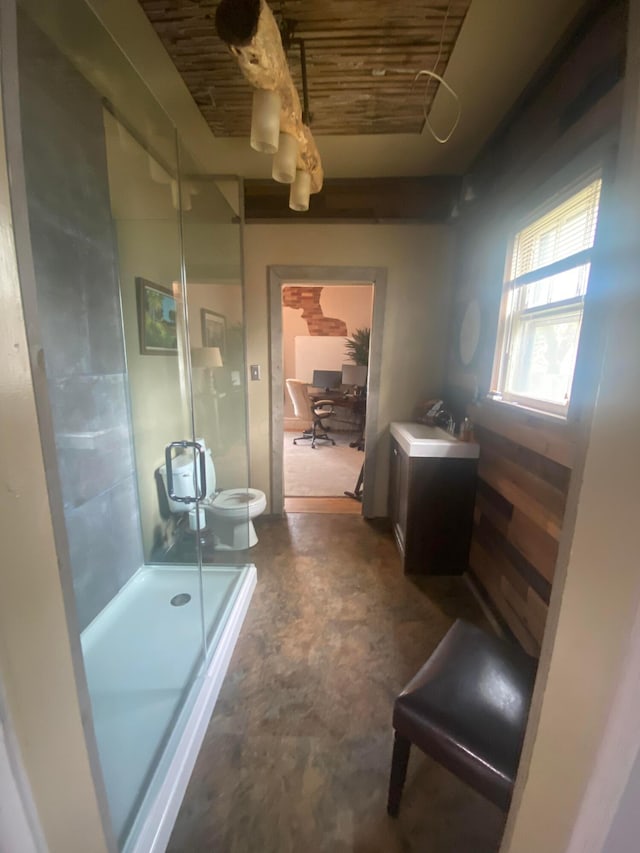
[159,440,266,550]
[205,487,266,549]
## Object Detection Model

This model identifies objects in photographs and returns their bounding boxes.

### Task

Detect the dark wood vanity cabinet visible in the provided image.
[389,437,478,575]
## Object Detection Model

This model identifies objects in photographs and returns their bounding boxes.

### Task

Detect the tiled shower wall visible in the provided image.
[18,13,142,630]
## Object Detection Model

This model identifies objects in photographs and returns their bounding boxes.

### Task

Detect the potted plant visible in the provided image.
[344,327,370,366]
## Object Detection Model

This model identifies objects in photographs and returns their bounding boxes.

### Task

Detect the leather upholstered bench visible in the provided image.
[387,619,538,817]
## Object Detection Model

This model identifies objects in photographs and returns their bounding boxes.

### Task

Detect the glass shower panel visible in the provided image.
[13,1,205,849]
[180,174,251,650]
[102,111,207,850]
[103,110,196,568]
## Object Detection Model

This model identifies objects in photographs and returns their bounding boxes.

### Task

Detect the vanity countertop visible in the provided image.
[390,422,480,459]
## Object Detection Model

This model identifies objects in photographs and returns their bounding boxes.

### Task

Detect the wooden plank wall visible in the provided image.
[467,404,575,654]
[443,0,627,655]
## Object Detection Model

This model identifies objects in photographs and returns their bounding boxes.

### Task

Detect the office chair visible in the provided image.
[285,379,336,449]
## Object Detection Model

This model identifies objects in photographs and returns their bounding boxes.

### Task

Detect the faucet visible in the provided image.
[435,409,456,435]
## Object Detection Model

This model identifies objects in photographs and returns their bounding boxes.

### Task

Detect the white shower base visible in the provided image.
[81,563,256,852]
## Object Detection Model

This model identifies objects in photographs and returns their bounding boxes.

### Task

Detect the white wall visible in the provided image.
[320,285,374,332]
[244,224,455,515]
[602,748,640,853]
[0,711,42,853]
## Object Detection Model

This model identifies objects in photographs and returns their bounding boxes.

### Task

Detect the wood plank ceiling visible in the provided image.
[139,0,472,136]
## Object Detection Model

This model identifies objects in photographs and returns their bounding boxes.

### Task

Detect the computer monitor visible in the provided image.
[312,369,342,391]
[341,363,368,387]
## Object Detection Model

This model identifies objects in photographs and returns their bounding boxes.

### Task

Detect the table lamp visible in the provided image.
[191,347,223,394]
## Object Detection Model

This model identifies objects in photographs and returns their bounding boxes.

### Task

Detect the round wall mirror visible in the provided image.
[459,299,481,366]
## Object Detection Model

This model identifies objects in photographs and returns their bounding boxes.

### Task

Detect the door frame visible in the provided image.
[268,265,387,517]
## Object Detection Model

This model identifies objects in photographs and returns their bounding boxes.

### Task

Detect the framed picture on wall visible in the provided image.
[201,309,227,358]
[136,277,178,355]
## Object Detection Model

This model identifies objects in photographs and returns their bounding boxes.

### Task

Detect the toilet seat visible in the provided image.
[207,488,266,519]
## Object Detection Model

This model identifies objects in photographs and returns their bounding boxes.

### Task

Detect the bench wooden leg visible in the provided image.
[387,731,411,817]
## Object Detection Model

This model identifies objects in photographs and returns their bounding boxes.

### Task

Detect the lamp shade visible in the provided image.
[289,169,311,212]
[250,89,281,154]
[272,132,298,184]
[191,347,223,368]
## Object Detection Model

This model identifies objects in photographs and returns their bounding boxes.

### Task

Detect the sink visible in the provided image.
[390,422,479,459]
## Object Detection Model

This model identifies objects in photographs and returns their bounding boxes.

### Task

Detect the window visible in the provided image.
[491,174,602,416]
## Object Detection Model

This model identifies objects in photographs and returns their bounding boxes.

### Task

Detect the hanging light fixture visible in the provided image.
[272,132,298,184]
[289,169,311,212]
[215,0,323,212]
[250,89,281,154]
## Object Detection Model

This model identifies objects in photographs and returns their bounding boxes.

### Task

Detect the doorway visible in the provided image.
[269,266,387,517]
[282,283,373,510]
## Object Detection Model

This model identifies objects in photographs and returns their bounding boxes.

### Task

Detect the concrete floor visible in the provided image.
[167,513,505,853]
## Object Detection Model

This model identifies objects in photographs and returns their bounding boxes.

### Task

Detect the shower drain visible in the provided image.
[170,593,191,607]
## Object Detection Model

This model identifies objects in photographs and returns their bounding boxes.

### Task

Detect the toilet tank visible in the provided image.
[159,443,215,514]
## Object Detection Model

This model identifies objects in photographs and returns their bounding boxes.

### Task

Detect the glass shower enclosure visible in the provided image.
[5,1,256,850]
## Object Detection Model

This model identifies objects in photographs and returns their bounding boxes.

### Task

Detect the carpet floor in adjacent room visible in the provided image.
[284,430,363,497]
[168,513,505,853]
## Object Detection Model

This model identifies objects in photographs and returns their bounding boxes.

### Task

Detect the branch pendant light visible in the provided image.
[215,0,322,212]
[272,131,298,184]
[289,169,311,212]
[250,89,281,154]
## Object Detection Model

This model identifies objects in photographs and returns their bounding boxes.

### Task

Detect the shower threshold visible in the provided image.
[81,563,256,853]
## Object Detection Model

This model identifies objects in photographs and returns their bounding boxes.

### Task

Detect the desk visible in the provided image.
[309,390,366,449]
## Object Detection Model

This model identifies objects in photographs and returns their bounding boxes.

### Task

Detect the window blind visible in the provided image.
[491,171,603,416]
[510,177,602,281]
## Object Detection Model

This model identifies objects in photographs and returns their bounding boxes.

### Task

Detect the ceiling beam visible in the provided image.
[244,176,460,222]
